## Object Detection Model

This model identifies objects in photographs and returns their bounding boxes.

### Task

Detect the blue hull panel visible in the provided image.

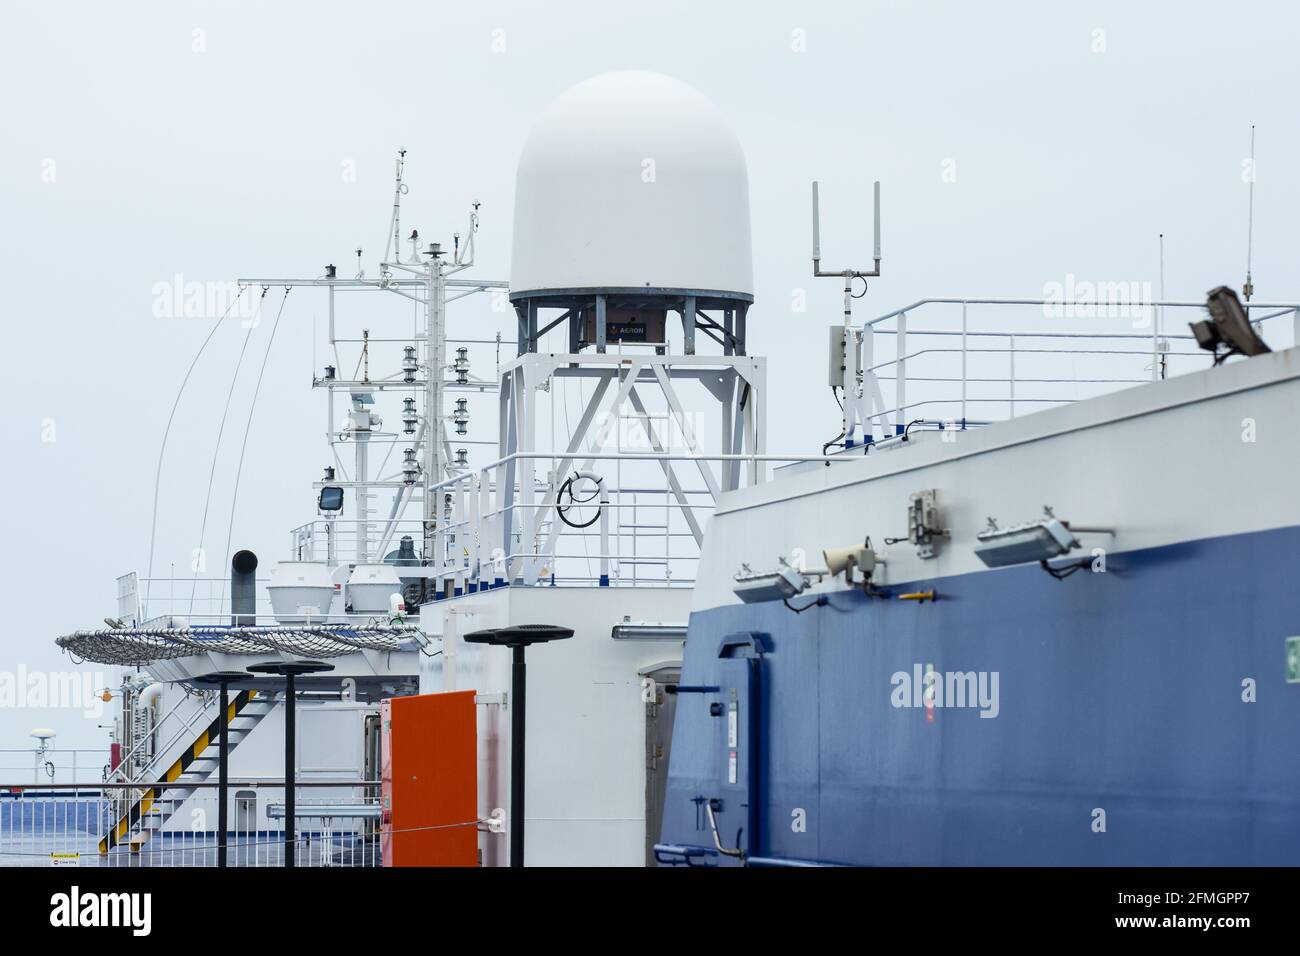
[660,525,1300,865]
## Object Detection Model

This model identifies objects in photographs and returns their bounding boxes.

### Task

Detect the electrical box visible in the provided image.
[828,326,847,388]
[381,690,478,866]
[907,490,946,559]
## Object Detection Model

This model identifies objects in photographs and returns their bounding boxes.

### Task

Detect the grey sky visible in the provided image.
[2,0,1297,757]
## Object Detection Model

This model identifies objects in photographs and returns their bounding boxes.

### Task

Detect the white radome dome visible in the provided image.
[510,71,753,298]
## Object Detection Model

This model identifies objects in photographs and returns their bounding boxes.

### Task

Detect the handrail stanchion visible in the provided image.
[1009,333,1017,419]
[896,311,907,435]
[960,302,968,428]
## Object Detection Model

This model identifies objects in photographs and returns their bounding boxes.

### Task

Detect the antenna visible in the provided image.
[812,180,881,280]
[1244,125,1255,301]
[812,180,883,333]
[1157,233,1167,380]
[384,148,409,266]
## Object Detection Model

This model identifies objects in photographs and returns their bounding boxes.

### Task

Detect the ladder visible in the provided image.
[99,689,275,854]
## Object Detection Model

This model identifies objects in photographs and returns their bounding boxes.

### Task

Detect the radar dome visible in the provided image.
[510,71,753,300]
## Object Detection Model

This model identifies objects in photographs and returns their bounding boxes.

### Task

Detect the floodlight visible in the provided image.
[1190,286,1270,363]
[318,486,344,514]
[733,559,811,604]
[975,515,1077,568]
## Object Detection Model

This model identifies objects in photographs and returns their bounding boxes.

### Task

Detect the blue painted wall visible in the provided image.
[660,525,1300,865]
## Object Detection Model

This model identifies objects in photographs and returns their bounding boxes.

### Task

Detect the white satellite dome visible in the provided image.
[510,71,753,298]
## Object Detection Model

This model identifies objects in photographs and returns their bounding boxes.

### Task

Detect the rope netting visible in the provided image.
[56,623,425,665]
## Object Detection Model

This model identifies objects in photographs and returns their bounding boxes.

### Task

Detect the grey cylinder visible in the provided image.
[230,550,258,626]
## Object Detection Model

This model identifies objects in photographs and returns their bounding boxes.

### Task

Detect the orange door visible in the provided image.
[381,689,478,866]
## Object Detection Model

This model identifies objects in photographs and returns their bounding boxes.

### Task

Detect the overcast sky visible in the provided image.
[2,0,1297,757]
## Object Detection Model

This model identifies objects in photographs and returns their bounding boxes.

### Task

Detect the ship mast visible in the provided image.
[239,149,500,567]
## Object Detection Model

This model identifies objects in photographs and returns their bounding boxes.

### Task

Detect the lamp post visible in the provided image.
[245,661,334,867]
[463,624,573,867]
[193,671,249,868]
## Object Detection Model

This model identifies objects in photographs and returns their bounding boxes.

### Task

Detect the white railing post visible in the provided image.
[1009,333,1017,418]
[860,325,876,440]
[895,311,908,434]
[960,302,968,427]
[599,483,610,586]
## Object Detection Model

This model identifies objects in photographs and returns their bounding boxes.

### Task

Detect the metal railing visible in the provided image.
[854,298,1300,438]
[0,781,385,868]
[109,691,216,794]
[138,575,274,624]
[289,518,427,565]
[424,449,857,592]
[0,750,111,786]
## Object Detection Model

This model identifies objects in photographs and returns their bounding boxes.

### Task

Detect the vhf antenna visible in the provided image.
[1244,124,1255,302]
[812,180,882,327]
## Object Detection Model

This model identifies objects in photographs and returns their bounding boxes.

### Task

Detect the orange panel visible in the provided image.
[381,690,478,866]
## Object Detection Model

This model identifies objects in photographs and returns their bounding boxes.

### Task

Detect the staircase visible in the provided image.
[99,689,276,854]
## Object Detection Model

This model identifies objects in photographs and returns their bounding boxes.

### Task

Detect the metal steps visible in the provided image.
[99,690,275,853]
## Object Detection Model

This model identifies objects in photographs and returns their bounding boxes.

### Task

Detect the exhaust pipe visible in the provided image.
[231,550,258,626]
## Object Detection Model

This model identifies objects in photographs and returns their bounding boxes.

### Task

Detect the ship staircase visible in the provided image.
[99,688,276,854]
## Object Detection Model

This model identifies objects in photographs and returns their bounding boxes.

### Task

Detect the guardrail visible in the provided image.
[138,575,274,624]
[289,519,427,565]
[0,750,111,787]
[0,781,384,868]
[850,298,1300,440]
[424,450,857,592]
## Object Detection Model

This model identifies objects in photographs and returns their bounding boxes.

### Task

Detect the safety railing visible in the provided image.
[0,750,112,787]
[109,691,217,796]
[137,575,274,625]
[289,518,427,565]
[0,781,384,868]
[853,298,1300,439]
[425,450,858,592]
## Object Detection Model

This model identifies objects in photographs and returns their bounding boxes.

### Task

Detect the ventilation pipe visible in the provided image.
[231,550,258,626]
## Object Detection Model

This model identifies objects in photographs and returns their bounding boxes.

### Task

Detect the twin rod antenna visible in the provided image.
[812,180,882,325]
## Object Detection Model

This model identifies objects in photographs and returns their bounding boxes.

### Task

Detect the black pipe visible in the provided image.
[285,672,296,868]
[194,671,247,868]
[464,625,573,868]
[230,550,258,626]
[245,660,332,869]
[219,682,229,867]
[510,645,526,867]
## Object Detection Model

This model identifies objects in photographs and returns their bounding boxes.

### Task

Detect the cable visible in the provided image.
[188,287,266,614]
[218,288,292,609]
[144,284,249,617]
[1039,557,1090,580]
[822,388,846,456]
[556,472,602,529]
[783,595,827,614]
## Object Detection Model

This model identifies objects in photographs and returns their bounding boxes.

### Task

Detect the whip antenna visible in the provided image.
[1244,124,1256,301]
